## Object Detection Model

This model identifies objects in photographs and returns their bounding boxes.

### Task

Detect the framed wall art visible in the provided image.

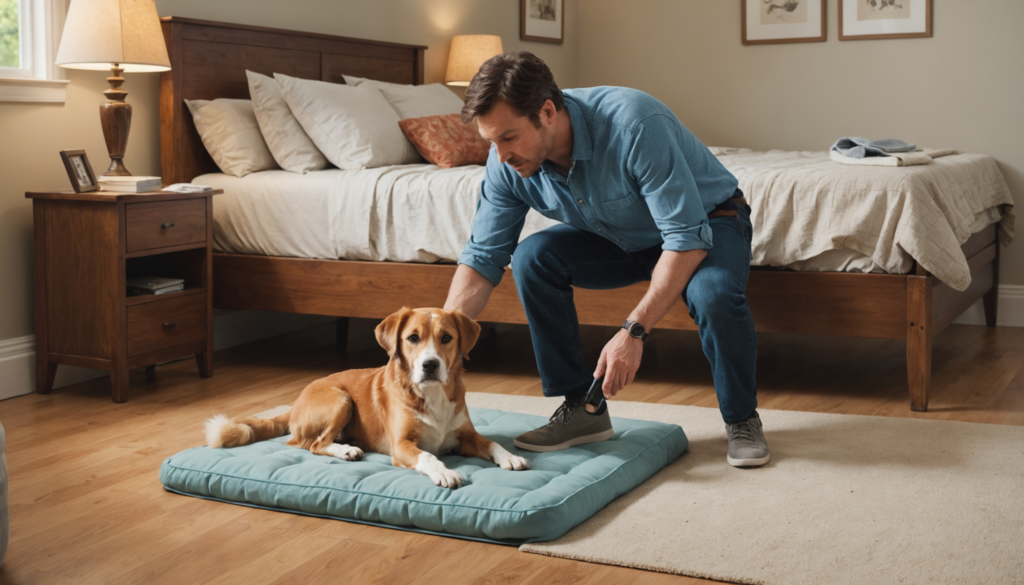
[521,0,564,44]
[839,0,932,41]
[742,0,826,45]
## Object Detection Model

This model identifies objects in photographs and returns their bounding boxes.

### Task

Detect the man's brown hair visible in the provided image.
[461,51,565,128]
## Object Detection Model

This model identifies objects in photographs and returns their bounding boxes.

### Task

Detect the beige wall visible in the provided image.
[0,0,578,341]
[579,0,1022,286]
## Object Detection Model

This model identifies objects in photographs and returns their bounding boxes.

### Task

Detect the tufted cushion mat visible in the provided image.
[160,407,688,544]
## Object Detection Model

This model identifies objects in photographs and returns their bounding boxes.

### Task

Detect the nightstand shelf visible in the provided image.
[27,189,222,403]
[125,287,205,306]
[125,241,208,258]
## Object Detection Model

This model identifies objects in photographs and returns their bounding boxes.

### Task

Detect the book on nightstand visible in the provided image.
[161,183,213,193]
[126,277,186,296]
[98,176,163,193]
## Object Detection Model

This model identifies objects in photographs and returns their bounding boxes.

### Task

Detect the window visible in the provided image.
[0,0,31,74]
[0,0,67,103]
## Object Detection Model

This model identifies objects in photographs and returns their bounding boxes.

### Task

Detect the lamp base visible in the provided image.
[104,158,131,176]
[100,64,132,177]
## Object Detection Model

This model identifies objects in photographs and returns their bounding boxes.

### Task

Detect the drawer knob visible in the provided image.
[162,222,175,229]
[163,322,176,328]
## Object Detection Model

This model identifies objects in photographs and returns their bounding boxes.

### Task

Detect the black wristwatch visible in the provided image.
[622,320,649,343]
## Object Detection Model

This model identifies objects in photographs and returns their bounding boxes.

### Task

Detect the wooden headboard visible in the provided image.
[159,17,427,185]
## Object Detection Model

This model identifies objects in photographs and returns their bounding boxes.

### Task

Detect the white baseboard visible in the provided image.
[0,310,337,402]
[951,285,1024,327]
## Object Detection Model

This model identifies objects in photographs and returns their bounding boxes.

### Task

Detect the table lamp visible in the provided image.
[55,0,170,176]
[444,35,503,87]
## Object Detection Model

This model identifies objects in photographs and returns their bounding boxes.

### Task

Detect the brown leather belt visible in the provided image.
[708,197,748,219]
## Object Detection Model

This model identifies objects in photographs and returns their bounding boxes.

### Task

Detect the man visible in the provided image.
[442,52,769,467]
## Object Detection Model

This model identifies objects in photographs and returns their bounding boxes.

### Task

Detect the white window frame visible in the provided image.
[0,0,34,78]
[0,0,68,103]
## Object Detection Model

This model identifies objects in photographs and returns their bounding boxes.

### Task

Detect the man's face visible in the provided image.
[476,100,556,178]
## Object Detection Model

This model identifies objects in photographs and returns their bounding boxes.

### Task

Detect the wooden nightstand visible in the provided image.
[27,189,222,403]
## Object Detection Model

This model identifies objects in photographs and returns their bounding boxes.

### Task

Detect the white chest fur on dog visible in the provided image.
[414,382,467,455]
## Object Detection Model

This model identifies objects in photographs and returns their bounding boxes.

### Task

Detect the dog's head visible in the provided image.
[374,307,481,387]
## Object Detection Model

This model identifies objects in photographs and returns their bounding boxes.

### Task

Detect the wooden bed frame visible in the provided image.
[159,17,1001,411]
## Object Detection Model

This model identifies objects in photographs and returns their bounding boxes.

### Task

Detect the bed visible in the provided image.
[159,16,1014,411]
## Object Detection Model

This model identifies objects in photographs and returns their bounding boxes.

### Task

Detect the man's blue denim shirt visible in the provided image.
[458,86,739,286]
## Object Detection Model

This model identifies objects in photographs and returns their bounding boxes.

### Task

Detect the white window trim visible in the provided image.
[0,0,68,103]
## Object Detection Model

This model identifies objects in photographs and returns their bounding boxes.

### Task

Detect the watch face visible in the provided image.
[629,322,644,337]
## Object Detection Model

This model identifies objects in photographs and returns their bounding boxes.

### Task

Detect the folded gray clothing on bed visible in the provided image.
[829,148,961,167]
[831,137,917,158]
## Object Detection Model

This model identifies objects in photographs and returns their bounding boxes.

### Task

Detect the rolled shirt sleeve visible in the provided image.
[627,114,714,252]
[458,153,529,286]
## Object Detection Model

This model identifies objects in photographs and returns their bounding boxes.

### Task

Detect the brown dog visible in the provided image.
[203,307,529,488]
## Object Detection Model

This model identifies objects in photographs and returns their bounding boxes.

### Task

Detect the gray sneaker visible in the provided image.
[726,411,770,467]
[513,398,615,452]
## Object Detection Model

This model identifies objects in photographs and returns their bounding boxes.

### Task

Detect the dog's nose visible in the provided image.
[422,359,439,375]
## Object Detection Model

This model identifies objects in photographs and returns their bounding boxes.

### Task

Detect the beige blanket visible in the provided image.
[716,150,1015,291]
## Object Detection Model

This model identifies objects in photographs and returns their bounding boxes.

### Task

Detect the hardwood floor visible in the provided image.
[2,319,1022,584]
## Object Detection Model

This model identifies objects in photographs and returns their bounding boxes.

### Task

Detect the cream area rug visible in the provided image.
[464,393,1024,585]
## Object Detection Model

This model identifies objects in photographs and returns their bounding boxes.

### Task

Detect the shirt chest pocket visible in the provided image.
[600,192,650,223]
[600,193,639,210]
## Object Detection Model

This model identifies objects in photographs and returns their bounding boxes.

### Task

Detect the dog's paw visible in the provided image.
[416,453,463,488]
[426,466,464,489]
[489,441,531,471]
[325,443,363,461]
[499,454,530,471]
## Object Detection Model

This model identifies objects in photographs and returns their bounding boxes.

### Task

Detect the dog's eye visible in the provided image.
[407,334,420,343]
[441,334,453,344]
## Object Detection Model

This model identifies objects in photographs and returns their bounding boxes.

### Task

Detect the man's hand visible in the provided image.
[593,328,644,398]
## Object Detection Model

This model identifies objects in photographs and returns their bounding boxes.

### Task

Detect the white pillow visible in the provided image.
[246,70,328,174]
[184,98,278,177]
[343,75,464,120]
[275,73,421,170]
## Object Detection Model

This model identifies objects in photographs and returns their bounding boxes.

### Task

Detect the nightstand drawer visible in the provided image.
[126,199,206,252]
[127,294,207,356]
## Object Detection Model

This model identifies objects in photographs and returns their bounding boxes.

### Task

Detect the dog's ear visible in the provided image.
[375,307,412,359]
[450,310,481,360]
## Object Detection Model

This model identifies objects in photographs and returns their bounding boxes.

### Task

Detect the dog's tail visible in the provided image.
[203,411,291,448]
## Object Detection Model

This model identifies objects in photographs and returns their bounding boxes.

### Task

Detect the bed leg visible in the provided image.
[336,318,349,351]
[983,288,999,327]
[907,276,933,412]
[983,241,1000,327]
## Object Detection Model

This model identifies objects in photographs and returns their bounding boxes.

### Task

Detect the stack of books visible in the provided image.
[161,183,214,193]
[126,277,186,296]
[98,176,163,193]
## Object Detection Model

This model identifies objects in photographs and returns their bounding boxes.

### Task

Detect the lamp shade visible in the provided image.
[445,35,503,87]
[55,0,170,72]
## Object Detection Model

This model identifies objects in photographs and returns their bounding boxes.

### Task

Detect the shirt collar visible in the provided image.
[537,95,591,181]
[564,95,593,162]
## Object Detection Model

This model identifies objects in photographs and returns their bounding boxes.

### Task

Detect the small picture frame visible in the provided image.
[839,0,932,41]
[59,149,99,193]
[742,0,826,45]
[521,0,564,45]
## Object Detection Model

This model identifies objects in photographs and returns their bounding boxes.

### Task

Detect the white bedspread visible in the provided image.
[200,150,1013,289]
[201,165,557,263]
[717,150,1014,290]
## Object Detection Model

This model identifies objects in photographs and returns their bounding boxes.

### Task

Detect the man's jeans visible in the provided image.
[510,203,758,425]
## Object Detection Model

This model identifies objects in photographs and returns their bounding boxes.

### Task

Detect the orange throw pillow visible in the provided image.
[398,114,492,169]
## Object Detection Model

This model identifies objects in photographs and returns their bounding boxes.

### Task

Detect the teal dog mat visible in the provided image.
[161,407,688,544]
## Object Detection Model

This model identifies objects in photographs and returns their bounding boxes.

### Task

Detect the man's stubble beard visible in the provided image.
[513,123,556,178]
